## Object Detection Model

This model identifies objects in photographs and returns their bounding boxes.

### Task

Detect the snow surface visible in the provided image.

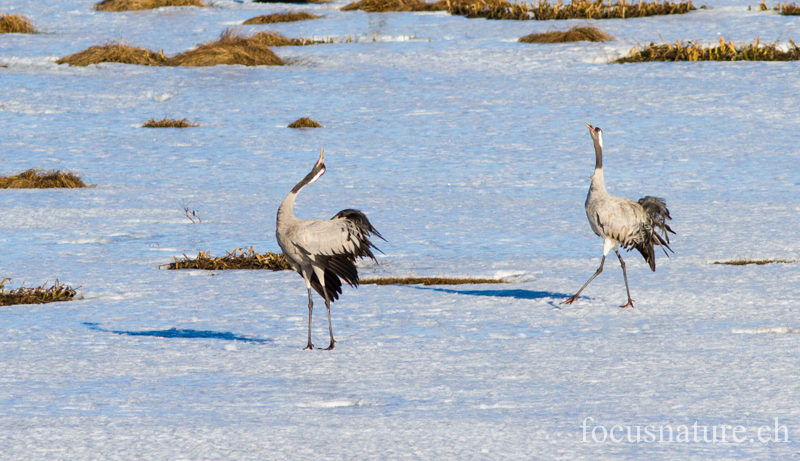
[1,0,800,459]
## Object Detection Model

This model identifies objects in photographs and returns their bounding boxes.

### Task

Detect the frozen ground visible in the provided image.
[1,0,799,459]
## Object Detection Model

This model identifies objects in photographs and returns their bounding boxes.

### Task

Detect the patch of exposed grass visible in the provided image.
[529,0,696,19]
[360,276,505,286]
[616,37,800,62]
[95,0,206,12]
[56,42,167,66]
[167,29,286,67]
[288,117,322,128]
[0,13,36,33]
[143,117,197,128]
[238,31,325,47]
[780,2,800,13]
[242,11,321,24]
[519,25,613,43]
[253,0,331,4]
[340,0,440,12]
[713,258,795,266]
[0,278,78,307]
[166,247,292,270]
[0,169,87,189]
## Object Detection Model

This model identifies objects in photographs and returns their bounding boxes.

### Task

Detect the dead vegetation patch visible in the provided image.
[779,2,800,13]
[360,276,505,285]
[253,0,331,4]
[0,13,36,33]
[167,29,286,66]
[288,117,322,128]
[713,258,795,266]
[0,278,78,307]
[616,37,800,62]
[341,0,695,19]
[243,11,321,24]
[0,169,87,189]
[95,0,206,11]
[56,42,167,66]
[143,117,198,128]
[519,25,613,43]
[166,247,292,270]
[240,31,325,46]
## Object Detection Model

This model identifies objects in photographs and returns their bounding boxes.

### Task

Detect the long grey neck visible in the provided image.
[593,136,603,170]
[589,138,606,194]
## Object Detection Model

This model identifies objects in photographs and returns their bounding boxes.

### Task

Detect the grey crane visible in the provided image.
[561,123,675,308]
[276,149,384,350]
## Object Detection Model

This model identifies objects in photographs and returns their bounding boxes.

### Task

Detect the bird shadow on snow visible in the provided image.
[83,322,272,343]
[410,286,570,306]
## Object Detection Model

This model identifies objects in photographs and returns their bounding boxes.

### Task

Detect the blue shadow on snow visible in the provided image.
[83,322,271,343]
[411,286,569,300]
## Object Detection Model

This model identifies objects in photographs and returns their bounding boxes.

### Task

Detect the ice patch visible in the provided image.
[297,399,365,408]
[732,328,800,334]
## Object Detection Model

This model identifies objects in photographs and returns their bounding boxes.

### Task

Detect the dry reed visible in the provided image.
[0,169,87,189]
[95,0,206,11]
[56,42,167,66]
[780,2,800,13]
[167,247,292,270]
[340,0,440,12]
[0,278,78,306]
[713,258,795,266]
[167,29,286,67]
[143,117,197,128]
[0,13,35,33]
[360,276,505,285]
[288,117,322,128]
[519,25,613,42]
[242,11,321,24]
[616,37,800,62]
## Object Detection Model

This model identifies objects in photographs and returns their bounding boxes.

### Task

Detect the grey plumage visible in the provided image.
[276,149,383,350]
[562,123,675,308]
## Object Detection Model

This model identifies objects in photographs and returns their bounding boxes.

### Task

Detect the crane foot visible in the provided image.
[560,295,579,305]
[304,343,314,350]
[323,340,336,351]
[620,300,634,309]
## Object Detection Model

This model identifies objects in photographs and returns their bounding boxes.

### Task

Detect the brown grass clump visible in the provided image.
[0,278,78,306]
[143,117,197,128]
[616,37,800,62]
[56,42,167,66]
[529,0,696,20]
[0,169,87,189]
[95,0,206,12]
[0,13,36,33]
[361,276,505,285]
[167,247,292,270]
[519,25,613,43]
[167,29,286,67]
[340,0,440,12]
[713,258,795,266]
[288,117,322,128]
[243,11,321,24]
[246,31,324,46]
[780,2,800,13]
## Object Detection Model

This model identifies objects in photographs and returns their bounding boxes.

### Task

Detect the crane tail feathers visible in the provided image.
[633,196,676,272]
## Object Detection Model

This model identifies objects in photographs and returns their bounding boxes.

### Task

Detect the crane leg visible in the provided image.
[322,288,336,351]
[561,256,605,305]
[614,249,634,308]
[305,288,314,350]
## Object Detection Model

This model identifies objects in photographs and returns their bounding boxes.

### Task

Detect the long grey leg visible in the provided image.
[322,286,336,351]
[304,288,314,350]
[560,256,606,305]
[614,249,634,308]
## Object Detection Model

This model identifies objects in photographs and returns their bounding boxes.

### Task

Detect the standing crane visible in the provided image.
[276,149,384,350]
[561,123,675,308]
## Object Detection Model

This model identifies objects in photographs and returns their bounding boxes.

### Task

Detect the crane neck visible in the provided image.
[277,166,323,227]
[593,135,603,170]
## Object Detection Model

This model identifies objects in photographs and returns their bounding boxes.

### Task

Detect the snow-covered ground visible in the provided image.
[1,0,799,459]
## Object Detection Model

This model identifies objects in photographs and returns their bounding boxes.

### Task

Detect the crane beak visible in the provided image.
[584,122,594,130]
[316,148,325,168]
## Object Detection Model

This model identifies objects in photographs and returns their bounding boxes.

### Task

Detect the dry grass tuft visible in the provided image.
[167,247,292,270]
[780,2,800,13]
[167,29,286,67]
[56,42,167,66]
[244,31,324,46]
[0,278,78,306]
[0,13,36,33]
[143,117,197,128]
[288,117,322,128]
[95,0,206,12]
[616,37,800,62]
[341,0,695,19]
[0,169,87,189]
[713,258,795,266]
[519,25,613,43]
[360,276,505,286]
[243,11,321,24]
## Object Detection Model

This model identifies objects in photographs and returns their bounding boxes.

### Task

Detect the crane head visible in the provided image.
[585,122,603,148]
[308,148,326,184]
